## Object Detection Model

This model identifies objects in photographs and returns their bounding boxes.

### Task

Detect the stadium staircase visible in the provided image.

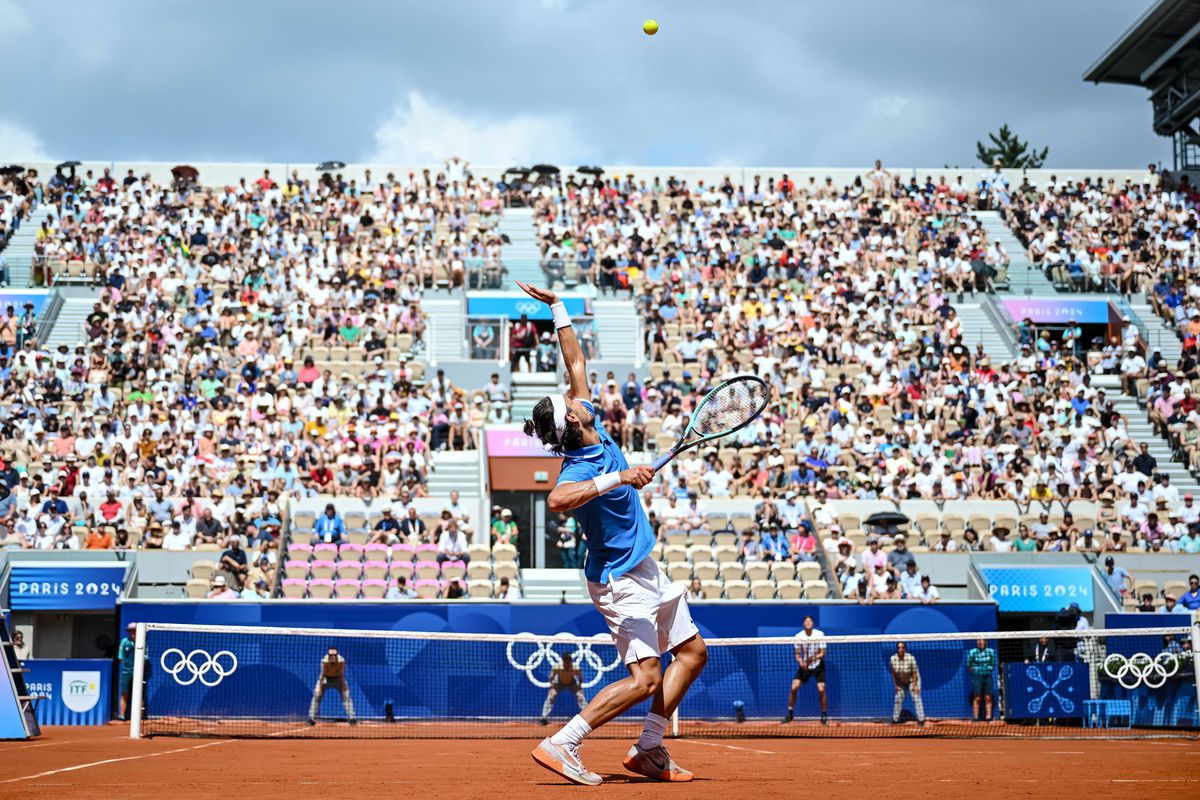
[422,296,466,363]
[2,214,39,288]
[1097,376,1200,492]
[592,298,643,369]
[496,207,544,288]
[977,210,1056,295]
[43,295,96,350]
[519,568,588,601]
[427,450,481,497]
[511,372,558,420]
[1126,299,1183,364]
[951,299,1014,362]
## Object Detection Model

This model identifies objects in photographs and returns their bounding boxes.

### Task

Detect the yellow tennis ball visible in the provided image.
[643,19,658,36]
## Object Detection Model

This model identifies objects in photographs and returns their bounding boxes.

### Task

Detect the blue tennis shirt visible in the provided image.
[557,401,655,584]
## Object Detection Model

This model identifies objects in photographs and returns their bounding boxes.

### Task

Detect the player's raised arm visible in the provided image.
[516,281,589,400]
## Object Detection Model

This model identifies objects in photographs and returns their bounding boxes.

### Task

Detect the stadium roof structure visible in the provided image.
[1084,0,1200,170]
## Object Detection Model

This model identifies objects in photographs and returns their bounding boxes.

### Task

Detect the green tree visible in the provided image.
[975,124,1048,169]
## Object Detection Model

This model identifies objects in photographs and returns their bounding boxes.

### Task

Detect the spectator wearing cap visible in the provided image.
[886,535,916,576]
[1161,592,1189,614]
[860,535,887,574]
[492,508,518,546]
[1102,556,1133,597]
[206,575,238,599]
[217,536,249,589]
[370,505,402,544]
[241,578,271,599]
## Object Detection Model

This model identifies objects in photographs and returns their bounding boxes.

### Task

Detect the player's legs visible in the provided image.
[892,686,905,723]
[573,690,587,711]
[579,656,663,729]
[308,681,327,723]
[912,688,926,724]
[338,679,356,723]
[786,677,801,719]
[649,633,707,720]
[972,692,981,720]
[540,687,560,721]
[816,678,828,721]
[983,682,994,720]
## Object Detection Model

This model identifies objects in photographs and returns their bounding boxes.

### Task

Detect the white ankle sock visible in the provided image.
[550,714,592,748]
[637,712,669,749]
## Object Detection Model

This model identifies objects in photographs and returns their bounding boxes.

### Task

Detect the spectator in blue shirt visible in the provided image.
[1180,575,1200,611]
[312,503,346,545]
[761,526,790,562]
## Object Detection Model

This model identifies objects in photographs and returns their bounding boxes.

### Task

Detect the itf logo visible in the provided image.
[61,671,101,713]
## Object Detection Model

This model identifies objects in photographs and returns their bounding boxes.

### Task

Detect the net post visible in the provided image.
[129,622,146,739]
[671,708,679,738]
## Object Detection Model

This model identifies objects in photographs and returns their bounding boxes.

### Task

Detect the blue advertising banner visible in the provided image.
[980,567,1093,613]
[24,660,112,725]
[1004,662,1087,718]
[143,626,988,724]
[0,290,51,319]
[10,565,127,610]
[466,295,589,320]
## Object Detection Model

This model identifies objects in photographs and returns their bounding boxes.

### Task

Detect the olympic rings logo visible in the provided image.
[514,301,541,316]
[505,632,622,689]
[1102,651,1180,690]
[160,648,239,687]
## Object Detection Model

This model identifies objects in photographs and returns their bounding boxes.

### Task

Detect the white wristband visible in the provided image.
[550,301,572,329]
[592,471,622,496]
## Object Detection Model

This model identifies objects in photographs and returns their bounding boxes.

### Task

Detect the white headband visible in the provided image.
[545,394,568,452]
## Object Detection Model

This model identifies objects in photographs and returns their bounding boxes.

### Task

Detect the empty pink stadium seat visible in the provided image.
[281,578,308,598]
[441,560,467,580]
[307,578,336,599]
[334,578,363,598]
[364,543,391,561]
[338,543,365,560]
[284,560,311,579]
[286,543,313,562]
[363,560,390,580]
[313,543,338,558]
[309,559,337,579]
[415,560,441,580]
[392,543,416,561]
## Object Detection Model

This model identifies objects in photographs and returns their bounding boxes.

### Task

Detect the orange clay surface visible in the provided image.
[0,725,1196,800]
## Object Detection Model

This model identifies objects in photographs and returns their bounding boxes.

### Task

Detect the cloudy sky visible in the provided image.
[0,0,1167,168]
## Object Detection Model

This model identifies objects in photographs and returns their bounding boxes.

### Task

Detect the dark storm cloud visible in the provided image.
[0,0,1165,166]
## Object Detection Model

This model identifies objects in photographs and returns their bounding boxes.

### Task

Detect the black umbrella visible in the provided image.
[0,165,24,176]
[171,164,199,180]
[531,163,561,174]
[577,165,604,176]
[55,160,81,170]
[317,160,346,171]
[864,511,909,527]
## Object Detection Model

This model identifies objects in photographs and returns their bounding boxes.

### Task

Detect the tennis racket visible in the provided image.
[651,375,771,471]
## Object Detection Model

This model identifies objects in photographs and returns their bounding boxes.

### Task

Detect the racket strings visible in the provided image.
[692,378,770,437]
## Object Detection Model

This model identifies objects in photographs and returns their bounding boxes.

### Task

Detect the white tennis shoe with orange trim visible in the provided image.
[531,737,603,786]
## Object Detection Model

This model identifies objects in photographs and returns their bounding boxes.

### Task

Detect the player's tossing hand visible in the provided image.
[620,465,656,489]
[515,281,558,306]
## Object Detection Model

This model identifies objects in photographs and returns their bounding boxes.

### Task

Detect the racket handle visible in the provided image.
[652,451,674,471]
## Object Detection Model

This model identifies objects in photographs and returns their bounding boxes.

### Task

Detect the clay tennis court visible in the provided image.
[2,726,1196,799]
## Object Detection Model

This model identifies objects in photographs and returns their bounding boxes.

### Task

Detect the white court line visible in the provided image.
[0,739,230,784]
[676,740,775,755]
[3,739,89,750]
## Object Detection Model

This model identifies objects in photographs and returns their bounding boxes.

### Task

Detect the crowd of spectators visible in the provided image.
[0,161,520,566]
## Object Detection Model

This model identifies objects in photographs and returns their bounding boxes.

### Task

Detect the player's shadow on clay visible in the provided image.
[537,774,712,786]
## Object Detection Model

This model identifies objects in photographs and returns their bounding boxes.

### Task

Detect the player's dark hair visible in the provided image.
[523,396,584,455]
[802,614,815,624]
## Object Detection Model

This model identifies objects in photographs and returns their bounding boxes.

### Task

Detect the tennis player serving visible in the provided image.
[518,281,708,786]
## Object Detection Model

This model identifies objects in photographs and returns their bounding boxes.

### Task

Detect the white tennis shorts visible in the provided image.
[587,556,699,664]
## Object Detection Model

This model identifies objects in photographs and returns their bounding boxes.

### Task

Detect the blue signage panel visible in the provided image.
[10,566,127,610]
[0,290,51,319]
[1004,662,1087,718]
[467,295,589,320]
[980,566,1093,613]
[24,660,112,725]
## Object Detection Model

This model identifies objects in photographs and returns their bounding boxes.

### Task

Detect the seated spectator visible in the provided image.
[686,578,705,601]
[788,526,818,563]
[143,521,166,549]
[737,529,763,562]
[206,575,239,599]
[218,536,250,589]
[437,520,470,564]
[492,508,518,546]
[195,507,226,547]
[1136,592,1157,613]
[370,505,403,544]
[241,578,271,599]
[161,520,192,550]
[399,506,427,542]
[312,503,347,545]
[1161,592,1189,614]
[879,575,904,600]
[84,525,115,550]
[494,576,521,600]
[887,535,916,575]
[760,525,790,562]
[445,579,465,599]
[386,575,417,599]
[913,574,939,604]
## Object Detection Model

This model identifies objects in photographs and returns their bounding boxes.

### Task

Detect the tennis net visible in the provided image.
[131,622,1199,739]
